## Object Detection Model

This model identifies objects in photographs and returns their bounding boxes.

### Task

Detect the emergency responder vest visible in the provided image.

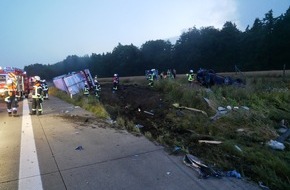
[32,82,42,98]
[148,73,154,81]
[187,73,195,82]
[5,84,16,97]
[84,85,89,95]
[95,83,101,91]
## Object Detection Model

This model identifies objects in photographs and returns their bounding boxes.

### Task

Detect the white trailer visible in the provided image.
[53,69,95,96]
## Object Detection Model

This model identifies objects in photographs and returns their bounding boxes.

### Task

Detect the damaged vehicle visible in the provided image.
[196,68,244,87]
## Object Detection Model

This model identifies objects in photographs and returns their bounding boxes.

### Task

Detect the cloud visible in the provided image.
[186,0,239,29]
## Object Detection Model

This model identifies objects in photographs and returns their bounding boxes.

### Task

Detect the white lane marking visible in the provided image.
[18,99,43,190]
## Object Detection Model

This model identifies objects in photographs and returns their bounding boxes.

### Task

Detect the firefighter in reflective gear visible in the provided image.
[94,82,101,99]
[30,76,43,115]
[148,70,154,87]
[186,70,195,84]
[93,75,101,98]
[112,74,119,91]
[41,79,49,99]
[4,79,18,116]
[83,82,89,96]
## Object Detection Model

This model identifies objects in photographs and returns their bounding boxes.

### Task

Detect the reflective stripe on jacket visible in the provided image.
[32,82,43,98]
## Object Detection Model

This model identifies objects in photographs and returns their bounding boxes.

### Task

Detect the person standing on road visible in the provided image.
[30,76,43,115]
[4,79,18,116]
[112,74,119,92]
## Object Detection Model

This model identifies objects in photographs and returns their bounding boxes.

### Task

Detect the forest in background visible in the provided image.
[24,8,290,80]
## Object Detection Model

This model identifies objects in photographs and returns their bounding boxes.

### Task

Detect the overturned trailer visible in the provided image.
[196,68,244,87]
[53,69,95,95]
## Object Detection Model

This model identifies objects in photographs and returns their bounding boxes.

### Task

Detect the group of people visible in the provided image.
[84,75,102,98]
[147,68,198,87]
[83,73,120,98]
[4,75,49,116]
[82,69,196,99]
[146,69,177,87]
[160,69,176,79]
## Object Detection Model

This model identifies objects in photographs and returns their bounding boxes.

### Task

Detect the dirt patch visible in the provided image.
[100,83,171,137]
[99,83,246,170]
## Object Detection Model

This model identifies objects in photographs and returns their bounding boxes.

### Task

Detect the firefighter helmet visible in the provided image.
[34,76,41,81]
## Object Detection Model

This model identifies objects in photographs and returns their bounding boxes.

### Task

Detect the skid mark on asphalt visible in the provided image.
[18,99,43,190]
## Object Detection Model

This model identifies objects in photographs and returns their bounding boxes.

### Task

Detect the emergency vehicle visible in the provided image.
[0,66,29,100]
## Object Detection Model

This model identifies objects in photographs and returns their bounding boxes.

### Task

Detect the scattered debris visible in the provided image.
[75,145,84,151]
[210,109,228,121]
[170,146,182,155]
[217,106,227,112]
[198,140,222,144]
[144,110,154,116]
[183,154,222,179]
[135,124,144,128]
[258,181,270,190]
[241,106,250,111]
[226,170,241,179]
[172,103,208,117]
[234,145,243,152]
[226,105,232,110]
[267,140,285,150]
[203,97,216,110]
[276,128,290,143]
[203,97,210,105]
[106,118,116,124]
[233,106,239,110]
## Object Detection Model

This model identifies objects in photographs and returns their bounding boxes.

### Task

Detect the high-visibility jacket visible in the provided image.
[148,73,154,81]
[5,84,16,97]
[84,85,89,95]
[95,83,101,92]
[4,83,17,102]
[186,73,195,82]
[32,82,43,99]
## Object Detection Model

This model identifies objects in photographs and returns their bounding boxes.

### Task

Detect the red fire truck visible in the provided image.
[0,66,30,100]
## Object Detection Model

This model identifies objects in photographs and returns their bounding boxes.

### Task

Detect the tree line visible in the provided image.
[24,8,290,80]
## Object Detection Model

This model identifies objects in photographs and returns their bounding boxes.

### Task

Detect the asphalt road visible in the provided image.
[0,97,260,190]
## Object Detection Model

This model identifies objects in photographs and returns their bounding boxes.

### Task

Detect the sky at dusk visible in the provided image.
[0,0,289,69]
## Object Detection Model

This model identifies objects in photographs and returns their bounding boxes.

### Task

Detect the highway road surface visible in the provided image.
[0,96,260,190]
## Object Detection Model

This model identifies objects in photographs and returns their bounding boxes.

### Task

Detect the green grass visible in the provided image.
[154,76,290,190]
[49,87,109,119]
